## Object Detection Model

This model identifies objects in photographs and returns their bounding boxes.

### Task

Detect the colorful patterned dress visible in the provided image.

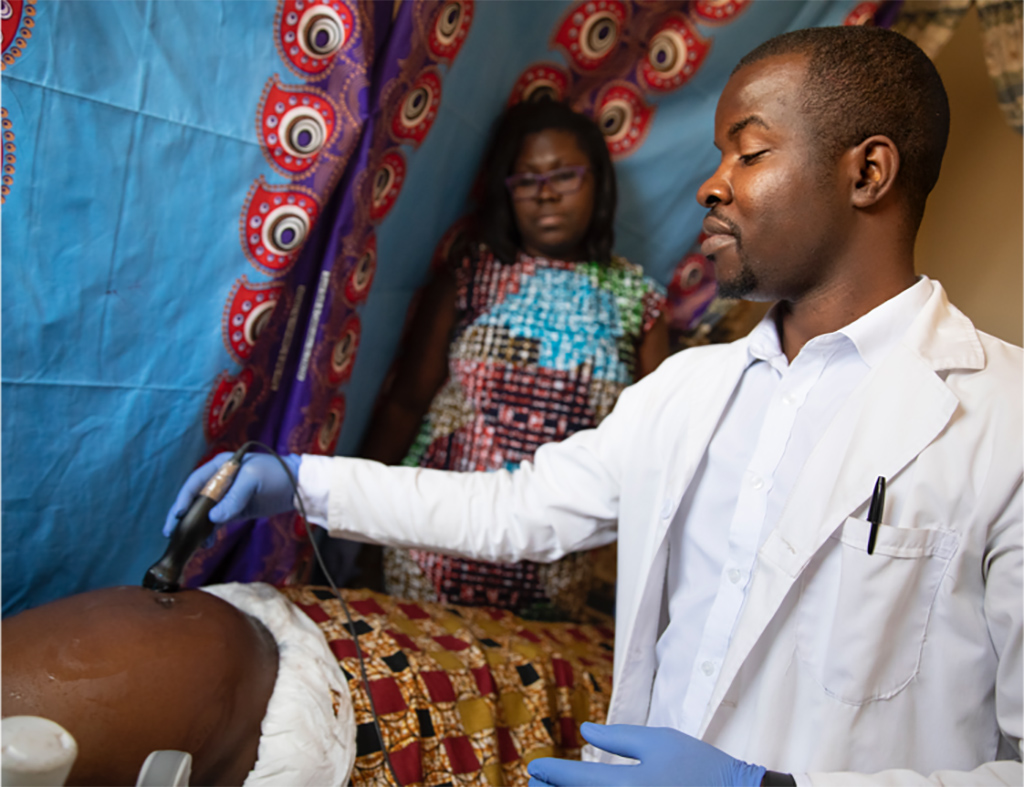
[384,244,665,620]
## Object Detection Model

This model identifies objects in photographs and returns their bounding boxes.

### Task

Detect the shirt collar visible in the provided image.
[745,276,935,370]
[746,309,786,368]
[839,276,934,368]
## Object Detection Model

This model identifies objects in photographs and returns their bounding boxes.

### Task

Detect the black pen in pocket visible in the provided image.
[866,476,886,555]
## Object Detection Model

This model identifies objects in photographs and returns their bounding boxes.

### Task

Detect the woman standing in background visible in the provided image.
[359,99,668,620]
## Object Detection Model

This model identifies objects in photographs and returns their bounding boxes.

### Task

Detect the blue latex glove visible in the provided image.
[162,452,303,536]
[527,723,766,787]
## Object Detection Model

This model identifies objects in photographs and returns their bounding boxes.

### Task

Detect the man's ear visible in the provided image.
[845,135,899,208]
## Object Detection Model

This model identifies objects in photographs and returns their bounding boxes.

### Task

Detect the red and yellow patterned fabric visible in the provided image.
[281,586,615,786]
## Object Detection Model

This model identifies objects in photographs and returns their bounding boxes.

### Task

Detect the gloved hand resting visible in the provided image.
[162,452,303,536]
[527,723,766,787]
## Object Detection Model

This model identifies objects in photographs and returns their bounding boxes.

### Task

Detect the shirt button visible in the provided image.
[750,475,764,490]
[701,661,715,676]
[781,393,797,406]
[660,498,674,519]
[727,568,741,584]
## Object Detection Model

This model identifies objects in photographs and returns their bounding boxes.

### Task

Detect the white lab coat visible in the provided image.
[303,282,1022,785]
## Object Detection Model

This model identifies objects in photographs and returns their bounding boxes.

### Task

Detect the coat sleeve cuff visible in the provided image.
[296,453,333,528]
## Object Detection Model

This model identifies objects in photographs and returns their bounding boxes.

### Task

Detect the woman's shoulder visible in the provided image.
[449,240,495,278]
[596,255,665,295]
[465,241,502,268]
[608,253,640,274]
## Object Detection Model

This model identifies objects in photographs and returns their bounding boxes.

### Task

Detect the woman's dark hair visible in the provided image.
[472,99,617,265]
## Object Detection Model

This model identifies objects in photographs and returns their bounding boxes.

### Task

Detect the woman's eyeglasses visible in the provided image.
[505,166,589,201]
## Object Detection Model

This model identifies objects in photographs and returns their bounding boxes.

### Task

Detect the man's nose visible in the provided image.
[697,168,731,207]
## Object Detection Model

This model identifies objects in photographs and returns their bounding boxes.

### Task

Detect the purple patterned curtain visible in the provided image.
[182,1,479,586]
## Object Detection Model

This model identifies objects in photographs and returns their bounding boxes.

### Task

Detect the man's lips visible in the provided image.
[701,234,736,256]
[701,215,738,256]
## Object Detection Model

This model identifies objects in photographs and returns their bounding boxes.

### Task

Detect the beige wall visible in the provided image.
[915,6,1023,346]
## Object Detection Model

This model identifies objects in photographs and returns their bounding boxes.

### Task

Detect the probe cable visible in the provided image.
[230,442,402,786]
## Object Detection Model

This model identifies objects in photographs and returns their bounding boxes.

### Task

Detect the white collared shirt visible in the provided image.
[646,277,935,732]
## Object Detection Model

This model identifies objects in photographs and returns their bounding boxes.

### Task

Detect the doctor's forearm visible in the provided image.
[297,453,616,563]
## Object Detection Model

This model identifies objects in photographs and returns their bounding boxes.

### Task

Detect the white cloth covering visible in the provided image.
[201,582,355,787]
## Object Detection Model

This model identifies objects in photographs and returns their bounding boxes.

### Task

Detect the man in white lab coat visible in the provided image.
[169,26,1022,786]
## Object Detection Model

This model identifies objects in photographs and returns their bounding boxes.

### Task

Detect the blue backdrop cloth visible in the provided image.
[1,0,880,615]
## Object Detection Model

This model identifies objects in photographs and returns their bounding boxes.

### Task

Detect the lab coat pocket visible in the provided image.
[796,517,958,705]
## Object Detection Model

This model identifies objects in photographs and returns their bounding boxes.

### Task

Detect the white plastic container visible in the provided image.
[1,716,78,787]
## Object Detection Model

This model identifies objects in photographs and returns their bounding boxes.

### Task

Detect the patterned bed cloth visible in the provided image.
[280,586,615,786]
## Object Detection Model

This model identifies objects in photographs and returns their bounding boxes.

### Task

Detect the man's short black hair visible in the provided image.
[473,98,616,265]
[736,26,950,228]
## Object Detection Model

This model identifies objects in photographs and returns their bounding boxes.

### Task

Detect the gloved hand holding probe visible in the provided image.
[162,452,303,536]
